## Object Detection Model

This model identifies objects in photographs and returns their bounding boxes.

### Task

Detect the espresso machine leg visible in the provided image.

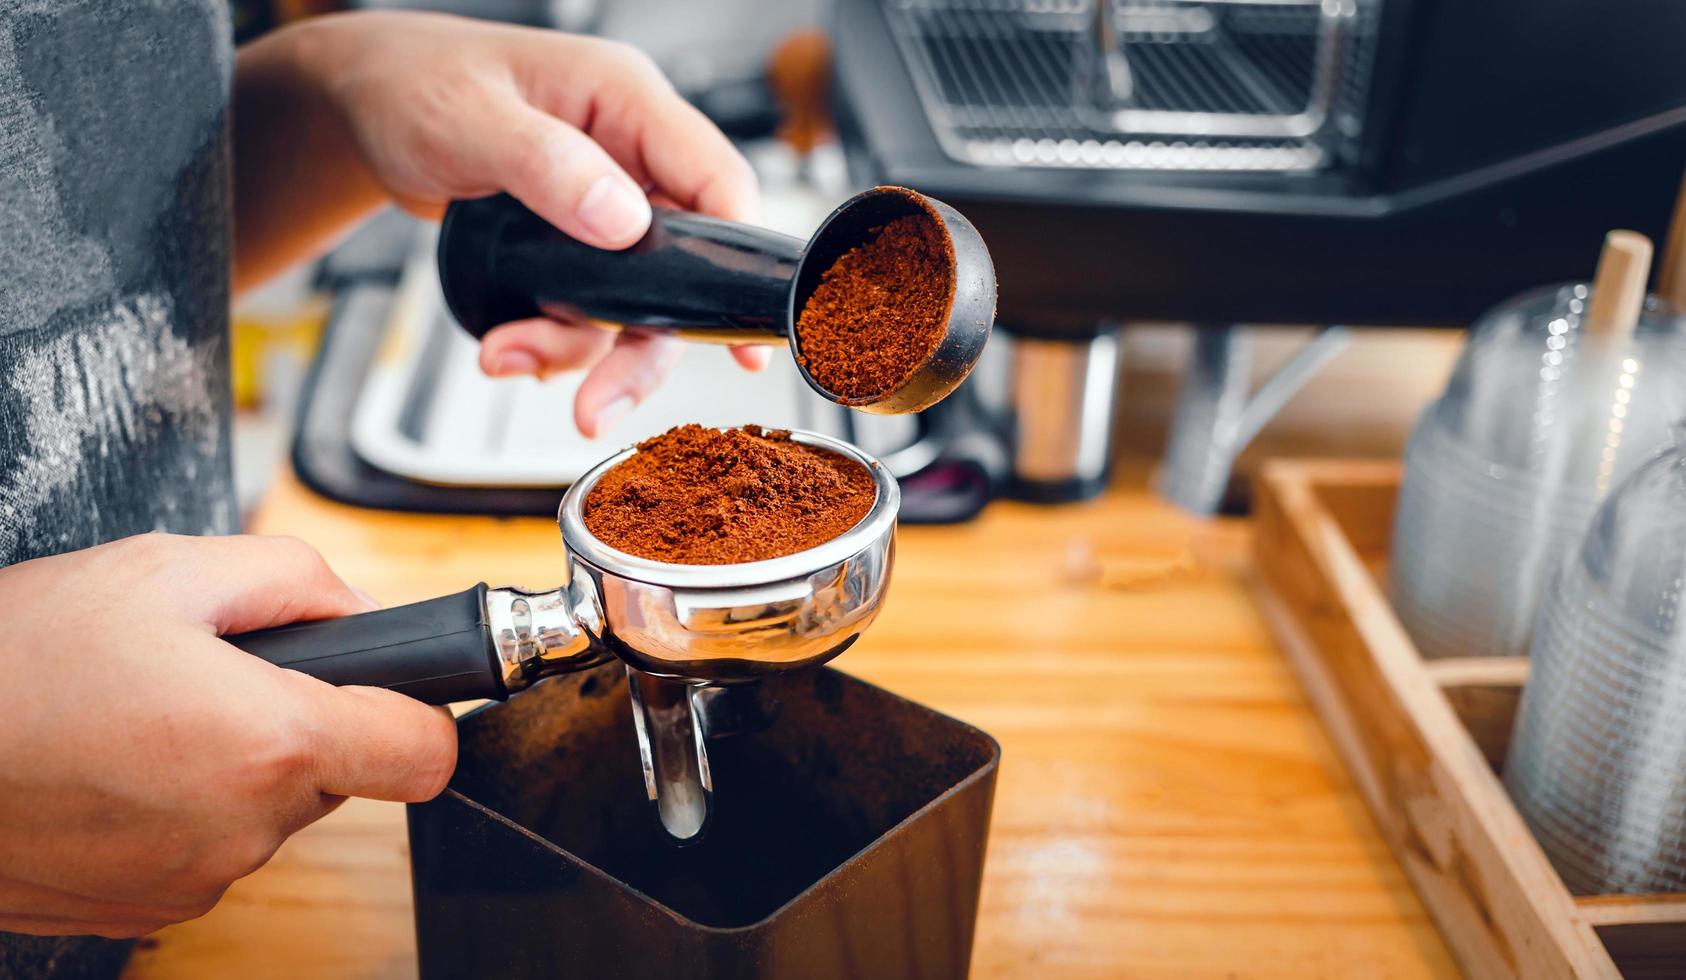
[1158,324,1350,514]
[1004,322,1122,503]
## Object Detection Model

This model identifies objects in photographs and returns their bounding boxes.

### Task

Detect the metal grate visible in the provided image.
[883,0,1383,172]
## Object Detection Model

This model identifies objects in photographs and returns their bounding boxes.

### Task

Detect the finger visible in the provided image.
[478,319,615,378]
[0,913,159,939]
[646,190,685,211]
[0,879,208,933]
[520,42,760,224]
[602,92,759,222]
[391,193,446,223]
[573,332,685,438]
[731,345,772,371]
[477,98,652,249]
[635,98,761,223]
[111,534,377,636]
[305,686,458,802]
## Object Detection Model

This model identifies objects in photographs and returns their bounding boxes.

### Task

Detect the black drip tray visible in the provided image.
[409,663,1000,979]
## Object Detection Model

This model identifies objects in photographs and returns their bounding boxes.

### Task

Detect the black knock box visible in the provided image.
[407,663,1000,979]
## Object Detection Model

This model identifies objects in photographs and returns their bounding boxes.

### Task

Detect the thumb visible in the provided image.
[303,684,458,803]
[481,99,651,250]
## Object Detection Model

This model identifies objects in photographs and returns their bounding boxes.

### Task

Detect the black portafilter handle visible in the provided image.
[224,581,774,845]
[224,585,507,705]
[437,193,804,345]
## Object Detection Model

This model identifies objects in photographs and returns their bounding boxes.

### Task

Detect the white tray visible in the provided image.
[348,233,917,488]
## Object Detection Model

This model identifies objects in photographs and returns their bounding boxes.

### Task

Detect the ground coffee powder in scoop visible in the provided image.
[794,195,955,402]
[584,425,876,565]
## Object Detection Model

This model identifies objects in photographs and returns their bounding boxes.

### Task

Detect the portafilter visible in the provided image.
[227,431,900,843]
[436,184,996,414]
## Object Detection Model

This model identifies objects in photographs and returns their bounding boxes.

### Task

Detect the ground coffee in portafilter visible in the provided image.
[794,197,955,402]
[584,425,876,565]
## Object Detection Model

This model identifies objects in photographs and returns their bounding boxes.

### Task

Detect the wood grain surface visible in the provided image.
[1254,461,1686,979]
[123,467,1458,979]
[1252,462,1616,979]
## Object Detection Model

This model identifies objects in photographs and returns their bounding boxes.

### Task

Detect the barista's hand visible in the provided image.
[236,12,768,438]
[0,534,456,938]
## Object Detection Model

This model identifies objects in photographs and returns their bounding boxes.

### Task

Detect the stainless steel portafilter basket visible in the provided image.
[437,185,996,415]
[1505,428,1686,894]
[228,430,900,842]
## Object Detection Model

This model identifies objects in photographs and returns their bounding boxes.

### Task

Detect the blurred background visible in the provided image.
[226,0,1686,522]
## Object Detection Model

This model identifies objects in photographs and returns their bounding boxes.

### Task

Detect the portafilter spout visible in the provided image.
[436,185,996,414]
[225,431,900,843]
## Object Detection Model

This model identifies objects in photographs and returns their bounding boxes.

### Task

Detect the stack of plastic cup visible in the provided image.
[1505,431,1686,893]
[1390,283,1686,659]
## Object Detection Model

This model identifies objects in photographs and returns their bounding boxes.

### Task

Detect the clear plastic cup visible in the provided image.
[1505,431,1686,893]
[1389,284,1686,659]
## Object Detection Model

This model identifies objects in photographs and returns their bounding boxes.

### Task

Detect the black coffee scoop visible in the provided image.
[436,185,996,415]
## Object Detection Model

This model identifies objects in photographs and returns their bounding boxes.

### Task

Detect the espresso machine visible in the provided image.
[832,0,1686,509]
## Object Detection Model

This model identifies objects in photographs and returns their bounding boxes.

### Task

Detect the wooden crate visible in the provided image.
[1251,460,1686,980]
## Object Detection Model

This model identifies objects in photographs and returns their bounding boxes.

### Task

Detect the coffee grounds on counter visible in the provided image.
[794,199,955,402]
[584,424,876,565]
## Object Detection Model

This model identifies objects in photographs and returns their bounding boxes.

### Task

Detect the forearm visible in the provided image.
[231,19,387,295]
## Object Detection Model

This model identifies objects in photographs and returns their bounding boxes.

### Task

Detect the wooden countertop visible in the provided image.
[124,467,1458,979]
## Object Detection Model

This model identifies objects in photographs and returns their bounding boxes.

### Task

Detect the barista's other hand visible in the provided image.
[267,12,769,437]
[0,534,456,938]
